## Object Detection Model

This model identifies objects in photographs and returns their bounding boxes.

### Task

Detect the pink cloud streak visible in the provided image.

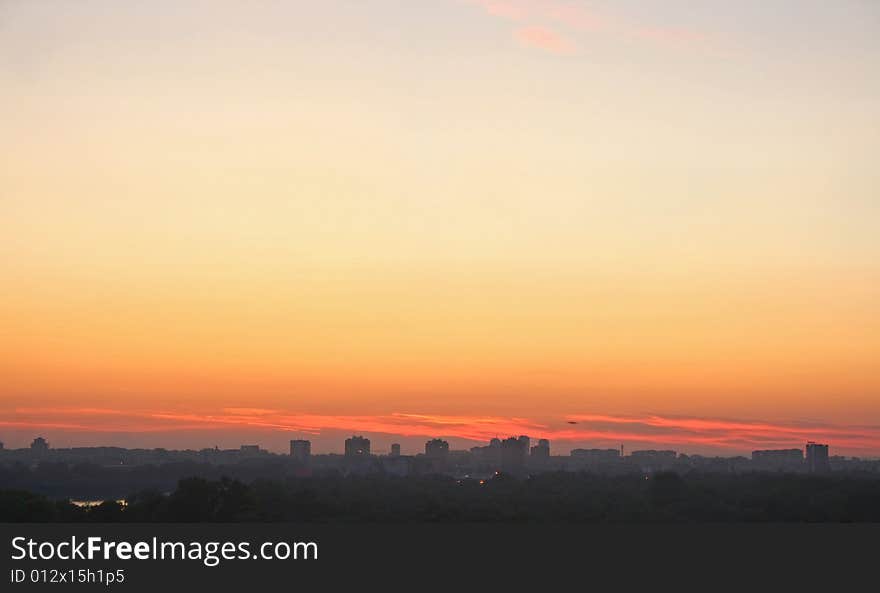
[514,26,575,53]
[464,0,717,55]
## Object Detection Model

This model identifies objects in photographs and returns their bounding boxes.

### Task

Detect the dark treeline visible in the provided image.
[2,472,880,522]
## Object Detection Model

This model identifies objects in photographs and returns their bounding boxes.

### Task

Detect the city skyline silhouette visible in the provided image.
[2,407,880,457]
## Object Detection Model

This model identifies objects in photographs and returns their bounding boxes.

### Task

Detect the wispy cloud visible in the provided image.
[470,0,530,21]
[4,407,879,455]
[515,26,575,53]
[463,0,719,55]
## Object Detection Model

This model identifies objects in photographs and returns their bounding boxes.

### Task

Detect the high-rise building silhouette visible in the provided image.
[290,439,311,463]
[30,437,49,452]
[530,439,550,459]
[806,442,830,473]
[345,435,371,457]
[501,437,528,473]
[425,438,450,459]
[390,443,401,457]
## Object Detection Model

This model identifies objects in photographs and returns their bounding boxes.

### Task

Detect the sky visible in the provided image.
[1,0,878,455]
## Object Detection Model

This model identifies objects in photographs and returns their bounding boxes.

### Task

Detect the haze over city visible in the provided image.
[2,1,878,456]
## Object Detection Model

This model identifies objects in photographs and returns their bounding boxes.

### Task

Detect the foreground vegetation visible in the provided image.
[2,471,880,522]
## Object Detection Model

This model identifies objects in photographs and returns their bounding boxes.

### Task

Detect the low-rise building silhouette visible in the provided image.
[751,449,803,471]
[571,448,620,462]
[381,454,411,476]
[629,450,677,472]
[240,445,261,457]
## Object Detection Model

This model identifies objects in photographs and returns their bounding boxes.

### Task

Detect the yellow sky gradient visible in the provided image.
[1,1,878,452]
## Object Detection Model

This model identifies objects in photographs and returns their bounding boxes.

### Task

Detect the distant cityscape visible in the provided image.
[4,433,878,477]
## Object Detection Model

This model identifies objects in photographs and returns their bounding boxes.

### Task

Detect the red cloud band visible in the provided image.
[4,407,879,454]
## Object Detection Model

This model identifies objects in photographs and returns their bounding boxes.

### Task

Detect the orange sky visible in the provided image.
[1,1,878,454]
